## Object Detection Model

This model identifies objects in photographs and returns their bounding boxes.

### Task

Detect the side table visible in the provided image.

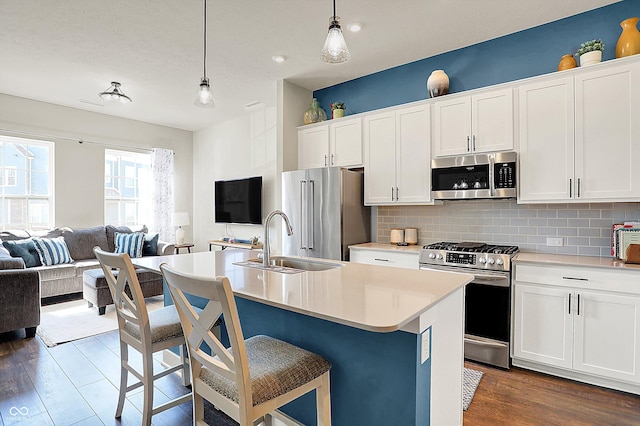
[174,243,194,254]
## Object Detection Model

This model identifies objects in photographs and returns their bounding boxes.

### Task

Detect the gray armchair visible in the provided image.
[0,269,41,337]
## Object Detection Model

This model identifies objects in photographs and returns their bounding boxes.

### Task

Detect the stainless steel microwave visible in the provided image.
[431,152,517,200]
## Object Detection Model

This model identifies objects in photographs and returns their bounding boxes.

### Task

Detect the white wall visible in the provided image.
[192,104,278,251]
[0,94,193,239]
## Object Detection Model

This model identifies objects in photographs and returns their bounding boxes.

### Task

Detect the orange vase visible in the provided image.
[616,17,640,58]
[557,54,578,71]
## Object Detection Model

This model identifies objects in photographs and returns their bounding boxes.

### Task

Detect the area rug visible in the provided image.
[37,296,164,347]
[463,367,484,411]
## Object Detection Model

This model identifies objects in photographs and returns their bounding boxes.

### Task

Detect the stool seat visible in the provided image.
[83,267,163,315]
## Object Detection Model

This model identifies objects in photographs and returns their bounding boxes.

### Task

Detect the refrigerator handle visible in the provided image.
[308,180,314,249]
[300,180,307,250]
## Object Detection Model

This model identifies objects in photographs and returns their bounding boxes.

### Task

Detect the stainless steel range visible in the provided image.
[419,241,519,369]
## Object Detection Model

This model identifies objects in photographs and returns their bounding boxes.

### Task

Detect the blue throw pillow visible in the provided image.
[2,239,42,267]
[114,232,145,258]
[143,233,159,256]
[32,237,74,266]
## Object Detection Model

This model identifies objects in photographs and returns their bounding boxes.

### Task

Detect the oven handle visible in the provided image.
[473,275,510,287]
[464,336,508,349]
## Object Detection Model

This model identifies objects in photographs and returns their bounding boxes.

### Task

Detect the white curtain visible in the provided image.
[151,148,174,242]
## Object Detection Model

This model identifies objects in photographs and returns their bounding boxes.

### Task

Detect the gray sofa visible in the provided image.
[0,225,175,333]
[0,225,174,298]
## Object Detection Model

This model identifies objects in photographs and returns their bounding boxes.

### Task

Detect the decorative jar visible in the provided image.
[616,17,640,58]
[303,98,327,125]
[557,54,577,71]
[427,70,450,98]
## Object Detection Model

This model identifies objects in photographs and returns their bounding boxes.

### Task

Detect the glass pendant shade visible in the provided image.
[194,77,215,107]
[321,17,350,63]
[99,82,132,103]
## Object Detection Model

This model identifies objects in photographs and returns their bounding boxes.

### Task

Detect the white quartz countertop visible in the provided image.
[349,242,422,253]
[514,252,640,271]
[132,250,472,333]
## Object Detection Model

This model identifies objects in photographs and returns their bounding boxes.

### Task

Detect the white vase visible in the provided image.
[579,50,602,67]
[427,70,450,98]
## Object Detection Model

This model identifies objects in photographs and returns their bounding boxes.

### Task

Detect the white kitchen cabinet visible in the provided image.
[518,60,640,203]
[363,103,431,205]
[513,262,640,392]
[432,88,514,157]
[350,247,419,269]
[298,117,363,169]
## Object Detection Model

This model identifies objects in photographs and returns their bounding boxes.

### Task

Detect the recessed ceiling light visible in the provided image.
[272,55,287,63]
[348,22,363,32]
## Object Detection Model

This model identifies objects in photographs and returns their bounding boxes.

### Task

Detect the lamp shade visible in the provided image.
[172,212,190,227]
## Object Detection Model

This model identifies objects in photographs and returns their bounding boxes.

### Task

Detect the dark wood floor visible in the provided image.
[464,361,640,426]
[1,328,639,425]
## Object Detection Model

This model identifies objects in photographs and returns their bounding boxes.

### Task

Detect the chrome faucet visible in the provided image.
[263,210,293,267]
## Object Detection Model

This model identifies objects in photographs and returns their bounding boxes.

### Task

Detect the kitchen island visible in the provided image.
[132,249,472,426]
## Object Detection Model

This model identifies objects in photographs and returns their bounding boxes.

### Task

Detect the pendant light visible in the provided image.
[320,0,350,64]
[195,0,214,107]
[98,82,132,103]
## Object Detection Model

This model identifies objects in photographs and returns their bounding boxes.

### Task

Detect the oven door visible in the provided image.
[420,265,511,368]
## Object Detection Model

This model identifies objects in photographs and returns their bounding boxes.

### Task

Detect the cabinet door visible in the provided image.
[471,89,514,153]
[573,290,640,384]
[330,117,362,167]
[513,283,573,369]
[574,62,640,201]
[518,77,575,203]
[298,125,329,169]
[350,248,419,269]
[396,104,431,204]
[433,96,471,157]
[364,111,396,204]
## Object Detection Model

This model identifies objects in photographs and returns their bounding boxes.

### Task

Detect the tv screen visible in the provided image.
[214,176,262,224]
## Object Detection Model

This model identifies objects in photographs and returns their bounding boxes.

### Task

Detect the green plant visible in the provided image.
[330,102,345,110]
[576,39,604,56]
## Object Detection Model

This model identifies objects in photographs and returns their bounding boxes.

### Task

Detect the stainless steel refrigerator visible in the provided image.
[282,167,371,261]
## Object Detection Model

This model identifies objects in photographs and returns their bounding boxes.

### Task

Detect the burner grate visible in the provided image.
[423,241,519,255]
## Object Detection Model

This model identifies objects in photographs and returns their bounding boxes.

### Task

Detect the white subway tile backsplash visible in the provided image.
[376,201,640,257]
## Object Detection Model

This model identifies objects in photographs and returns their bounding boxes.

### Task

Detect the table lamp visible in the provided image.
[172,212,190,245]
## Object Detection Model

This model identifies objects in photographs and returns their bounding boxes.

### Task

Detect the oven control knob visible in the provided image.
[436,253,443,260]
[479,257,487,264]
[496,258,504,266]
[487,257,495,265]
[428,252,436,259]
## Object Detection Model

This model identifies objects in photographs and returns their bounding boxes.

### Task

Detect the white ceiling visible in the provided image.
[0,0,618,132]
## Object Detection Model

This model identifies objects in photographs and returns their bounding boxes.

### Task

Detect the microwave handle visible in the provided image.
[489,154,495,197]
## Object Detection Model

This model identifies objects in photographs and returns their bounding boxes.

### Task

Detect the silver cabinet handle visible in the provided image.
[467,136,470,152]
[562,276,588,281]
[374,258,389,262]
[331,153,335,166]
[395,187,399,201]
[568,293,571,315]
[324,154,328,167]
[577,177,581,198]
[391,187,395,201]
[472,135,476,151]
[577,293,581,316]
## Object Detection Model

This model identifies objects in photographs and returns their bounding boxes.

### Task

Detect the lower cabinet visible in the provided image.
[513,263,640,392]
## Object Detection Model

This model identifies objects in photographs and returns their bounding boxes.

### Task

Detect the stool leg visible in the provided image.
[115,341,128,418]
[316,372,331,426]
[180,344,190,386]
[141,349,154,426]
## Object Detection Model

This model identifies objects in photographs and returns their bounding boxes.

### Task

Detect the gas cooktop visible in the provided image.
[419,241,519,271]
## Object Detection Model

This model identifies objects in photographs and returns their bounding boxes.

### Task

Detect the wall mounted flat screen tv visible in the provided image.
[214,176,262,224]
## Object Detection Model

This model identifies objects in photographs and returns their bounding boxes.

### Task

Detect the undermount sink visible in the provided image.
[235,256,343,273]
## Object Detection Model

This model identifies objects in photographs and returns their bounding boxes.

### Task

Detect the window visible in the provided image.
[105,149,151,226]
[0,136,54,231]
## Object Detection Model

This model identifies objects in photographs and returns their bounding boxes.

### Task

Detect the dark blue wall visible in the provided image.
[314,0,639,115]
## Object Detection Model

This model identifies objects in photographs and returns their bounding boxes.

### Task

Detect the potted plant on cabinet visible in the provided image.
[576,39,605,66]
[330,102,345,119]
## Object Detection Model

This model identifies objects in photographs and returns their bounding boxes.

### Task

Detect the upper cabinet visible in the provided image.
[298,117,363,169]
[432,88,514,157]
[363,103,432,205]
[519,60,640,203]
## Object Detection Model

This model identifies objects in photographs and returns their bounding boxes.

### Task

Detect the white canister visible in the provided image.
[390,228,405,244]
[405,228,418,245]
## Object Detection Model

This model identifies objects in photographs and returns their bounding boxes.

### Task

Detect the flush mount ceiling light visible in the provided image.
[98,82,132,103]
[320,0,350,64]
[272,55,287,63]
[347,22,363,32]
[195,0,214,108]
